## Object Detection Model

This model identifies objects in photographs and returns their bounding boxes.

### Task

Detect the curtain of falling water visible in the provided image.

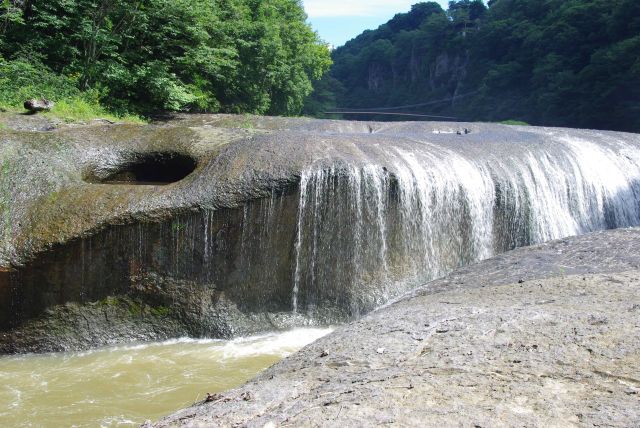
[9,133,640,331]
[291,135,640,316]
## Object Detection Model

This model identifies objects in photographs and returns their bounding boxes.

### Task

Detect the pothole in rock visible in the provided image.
[88,152,197,185]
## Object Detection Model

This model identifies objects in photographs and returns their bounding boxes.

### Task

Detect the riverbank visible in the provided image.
[155,228,640,427]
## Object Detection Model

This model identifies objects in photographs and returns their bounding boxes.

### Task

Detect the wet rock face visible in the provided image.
[1,113,640,353]
[4,190,302,339]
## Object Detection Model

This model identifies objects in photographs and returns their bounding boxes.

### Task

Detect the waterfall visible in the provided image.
[7,129,640,334]
[291,133,640,315]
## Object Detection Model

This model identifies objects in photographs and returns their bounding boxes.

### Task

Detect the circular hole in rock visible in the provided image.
[98,152,197,185]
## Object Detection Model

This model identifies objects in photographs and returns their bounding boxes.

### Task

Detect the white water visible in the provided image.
[291,133,640,313]
[0,328,332,428]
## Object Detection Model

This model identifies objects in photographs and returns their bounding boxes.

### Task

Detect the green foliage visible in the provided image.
[0,57,142,121]
[302,76,345,118]
[1,0,331,116]
[171,221,185,232]
[307,0,640,132]
[44,99,145,123]
[97,296,171,317]
[149,306,172,317]
[127,300,143,316]
[468,0,640,131]
[98,296,120,307]
[0,59,83,106]
[304,1,479,116]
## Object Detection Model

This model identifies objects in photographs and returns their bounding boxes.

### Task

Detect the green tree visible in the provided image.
[0,0,331,115]
[311,0,640,132]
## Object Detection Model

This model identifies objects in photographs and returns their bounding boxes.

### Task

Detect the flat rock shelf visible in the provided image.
[155,228,640,427]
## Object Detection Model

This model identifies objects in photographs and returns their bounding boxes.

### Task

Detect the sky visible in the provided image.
[303,0,451,48]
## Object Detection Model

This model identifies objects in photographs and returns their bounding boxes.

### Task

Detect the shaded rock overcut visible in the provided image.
[1,114,640,352]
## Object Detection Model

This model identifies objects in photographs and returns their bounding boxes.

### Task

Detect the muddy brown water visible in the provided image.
[0,328,331,427]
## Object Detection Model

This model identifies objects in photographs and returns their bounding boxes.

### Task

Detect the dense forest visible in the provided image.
[0,0,331,118]
[304,0,640,133]
[1,0,638,131]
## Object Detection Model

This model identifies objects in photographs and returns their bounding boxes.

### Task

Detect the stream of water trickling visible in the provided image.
[0,328,331,427]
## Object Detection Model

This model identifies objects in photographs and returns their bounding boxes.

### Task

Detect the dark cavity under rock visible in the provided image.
[84,152,198,185]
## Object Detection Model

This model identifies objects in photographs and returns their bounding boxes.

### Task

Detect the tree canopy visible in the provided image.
[304,0,640,133]
[0,0,331,116]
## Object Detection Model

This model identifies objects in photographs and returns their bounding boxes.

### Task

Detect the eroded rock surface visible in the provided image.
[2,113,640,353]
[155,228,640,427]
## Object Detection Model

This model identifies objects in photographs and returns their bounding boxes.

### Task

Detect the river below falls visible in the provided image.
[0,328,332,427]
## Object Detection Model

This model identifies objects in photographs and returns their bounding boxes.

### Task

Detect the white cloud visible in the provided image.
[304,0,419,18]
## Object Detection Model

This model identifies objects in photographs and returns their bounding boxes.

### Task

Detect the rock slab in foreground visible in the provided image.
[156,228,640,427]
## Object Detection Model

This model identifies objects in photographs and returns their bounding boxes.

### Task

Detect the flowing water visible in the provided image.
[0,328,332,427]
[4,127,640,426]
[290,132,640,314]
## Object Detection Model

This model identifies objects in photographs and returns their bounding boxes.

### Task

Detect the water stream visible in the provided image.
[3,128,640,426]
[0,328,331,427]
[290,133,640,313]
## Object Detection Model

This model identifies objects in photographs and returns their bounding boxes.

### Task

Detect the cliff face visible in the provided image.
[310,0,640,132]
[1,113,640,353]
[364,51,468,95]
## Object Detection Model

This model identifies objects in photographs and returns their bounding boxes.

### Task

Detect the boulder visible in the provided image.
[23,98,55,113]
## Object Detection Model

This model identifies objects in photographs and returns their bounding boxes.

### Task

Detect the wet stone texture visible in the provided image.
[2,113,640,353]
[155,228,640,427]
